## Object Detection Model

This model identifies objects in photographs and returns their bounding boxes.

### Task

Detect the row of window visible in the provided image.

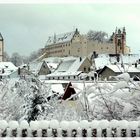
[48,50,63,54]
[47,76,77,80]
[47,43,71,50]
[101,47,109,50]
[84,67,90,72]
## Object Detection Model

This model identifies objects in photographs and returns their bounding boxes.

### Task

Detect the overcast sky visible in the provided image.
[0,3,140,56]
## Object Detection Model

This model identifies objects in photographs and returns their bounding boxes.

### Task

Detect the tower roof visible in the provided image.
[0,33,3,41]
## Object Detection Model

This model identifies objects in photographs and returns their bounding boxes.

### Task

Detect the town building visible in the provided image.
[28,61,51,76]
[43,28,130,58]
[0,62,18,78]
[98,64,140,81]
[46,57,92,80]
[0,33,4,62]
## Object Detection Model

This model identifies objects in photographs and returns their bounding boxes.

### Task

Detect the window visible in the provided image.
[69,50,70,55]
[88,67,90,72]
[68,76,70,79]
[73,76,76,79]
[43,64,46,68]
[84,67,86,72]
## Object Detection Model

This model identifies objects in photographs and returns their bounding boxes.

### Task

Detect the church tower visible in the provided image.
[114,27,126,55]
[0,33,4,62]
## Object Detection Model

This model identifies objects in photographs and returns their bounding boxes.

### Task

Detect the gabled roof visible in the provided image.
[29,61,46,74]
[99,64,140,74]
[62,82,76,100]
[46,57,88,77]
[0,62,18,76]
[46,31,75,46]
[94,54,139,70]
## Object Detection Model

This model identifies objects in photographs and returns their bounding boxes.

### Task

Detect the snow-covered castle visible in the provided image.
[43,28,130,58]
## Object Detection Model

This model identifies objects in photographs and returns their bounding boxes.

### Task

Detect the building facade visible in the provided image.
[43,28,130,58]
[0,33,4,62]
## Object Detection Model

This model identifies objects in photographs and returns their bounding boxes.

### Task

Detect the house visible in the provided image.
[28,61,51,76]
[98,64,140,80]
[46,57,92,80]
[42,57,61,72]
[93,54,140,71]
[0,62,18,78]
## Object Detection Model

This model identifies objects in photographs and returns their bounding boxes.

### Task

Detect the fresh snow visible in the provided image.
[0,120,8,129]
[9,121,19,129]
[49,120,59,129]
[60,121,69,130]
[38,120,49,129]
[20,120,29,129]
[30,121,39,130]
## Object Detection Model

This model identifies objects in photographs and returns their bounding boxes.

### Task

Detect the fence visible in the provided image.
[0,120,140,137]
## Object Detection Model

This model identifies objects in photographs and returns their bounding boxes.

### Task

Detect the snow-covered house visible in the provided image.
[93,54,140,71]
[46,57,92,80]
[98,64,140,80]
[0,62,18,78]
[28,61,51,76]
[42,57,61,72]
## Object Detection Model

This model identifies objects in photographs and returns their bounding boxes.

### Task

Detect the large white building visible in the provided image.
[42,28,130,58]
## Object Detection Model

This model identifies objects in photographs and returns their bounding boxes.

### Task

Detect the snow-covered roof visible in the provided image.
[94,55,110,70]
[110,54,139,64]
[29,61,45,74]
[0,62,18,76]
[105,64,140,73]
[94,54,140,70]
[46,31,75,46]
[46,57,87,77]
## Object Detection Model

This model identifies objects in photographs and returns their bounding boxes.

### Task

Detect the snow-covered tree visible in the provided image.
[10,52,23,66]
[87,30,108,43]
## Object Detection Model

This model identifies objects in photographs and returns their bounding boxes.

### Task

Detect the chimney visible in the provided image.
[80,57,82,62]
[135,63,137,68]
[18,67,21,75]
[2,69,4,73]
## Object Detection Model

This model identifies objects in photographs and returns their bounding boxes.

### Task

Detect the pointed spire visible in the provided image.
[115,27,117,33]
[123,27,126,35]
[53,33,56,43]
[0,32,3,41]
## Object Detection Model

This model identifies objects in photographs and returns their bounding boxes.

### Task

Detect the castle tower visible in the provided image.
[0,33,4,62]
[114,27,126,54]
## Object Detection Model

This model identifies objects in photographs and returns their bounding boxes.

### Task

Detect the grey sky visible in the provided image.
[0,4,140,56]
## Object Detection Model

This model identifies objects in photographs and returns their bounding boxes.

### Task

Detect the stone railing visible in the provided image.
[0,120,139,137]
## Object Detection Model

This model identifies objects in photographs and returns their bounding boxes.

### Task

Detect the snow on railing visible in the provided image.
[0,120,140,137]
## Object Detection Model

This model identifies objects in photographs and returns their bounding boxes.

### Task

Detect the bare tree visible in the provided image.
[10,52,23,66]
[87,30,108,43]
